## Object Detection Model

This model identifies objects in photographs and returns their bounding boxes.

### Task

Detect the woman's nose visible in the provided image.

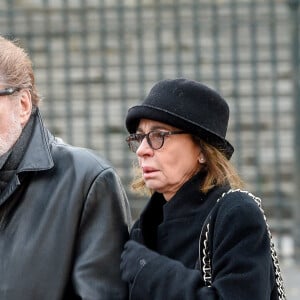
[136,137,153,156]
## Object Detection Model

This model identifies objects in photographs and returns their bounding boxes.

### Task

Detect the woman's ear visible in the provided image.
[198,156,206,164]
[19,89,32,127]
[198,149,206,164]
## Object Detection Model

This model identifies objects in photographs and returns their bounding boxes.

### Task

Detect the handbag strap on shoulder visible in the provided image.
[199,189,286,300]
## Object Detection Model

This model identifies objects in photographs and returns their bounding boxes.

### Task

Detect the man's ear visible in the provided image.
[19,89,32,127]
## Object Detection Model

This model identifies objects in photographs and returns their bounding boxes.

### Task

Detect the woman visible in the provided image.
[120,78,285,299]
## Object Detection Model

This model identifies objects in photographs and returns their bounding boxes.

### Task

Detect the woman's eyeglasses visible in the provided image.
[0,87,20,96]
[126,130,186,153]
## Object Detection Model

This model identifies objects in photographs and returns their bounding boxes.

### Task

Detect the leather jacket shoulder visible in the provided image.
[0,110,132,300]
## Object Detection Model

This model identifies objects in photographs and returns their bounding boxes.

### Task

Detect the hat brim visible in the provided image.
[126,104,234,159]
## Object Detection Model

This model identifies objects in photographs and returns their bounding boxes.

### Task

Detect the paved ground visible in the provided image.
[281,260,300,300]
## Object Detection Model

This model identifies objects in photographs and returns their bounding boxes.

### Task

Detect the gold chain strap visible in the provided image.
[201,189,286,299]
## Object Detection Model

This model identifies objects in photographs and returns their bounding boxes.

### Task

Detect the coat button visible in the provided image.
[139,258,146,267]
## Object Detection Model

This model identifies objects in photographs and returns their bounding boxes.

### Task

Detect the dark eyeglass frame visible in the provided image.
[126,130,186,153]
[0,87,21,96]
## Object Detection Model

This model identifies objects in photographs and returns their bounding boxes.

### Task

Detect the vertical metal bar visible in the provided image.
[211,0,221,89]
[173,0,182,76]
[268,0,283,254]
[287,0,300,262]
[62,0,74,144]
[116,1,128,167]
[154,0,164,79]
[135,0,146,96]
[192,0,202,80]
[99,0,109,158]
[79,0,92,148]
[128,0,146,177]
[229,0,243,170]
[6,0,15,34]
[43,0,55,132]
[249,0,262,193]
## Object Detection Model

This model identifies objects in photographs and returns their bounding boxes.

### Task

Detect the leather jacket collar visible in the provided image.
[0,109,54,206]
[17,108,54,174]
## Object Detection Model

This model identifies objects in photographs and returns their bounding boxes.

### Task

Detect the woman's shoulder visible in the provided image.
[218,189,262,210]
[213,189,266,227]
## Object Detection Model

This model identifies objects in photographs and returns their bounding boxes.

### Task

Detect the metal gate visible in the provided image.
[0,0,299,261]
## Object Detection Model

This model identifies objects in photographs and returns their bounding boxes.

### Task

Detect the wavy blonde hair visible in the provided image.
[130,137,244,196]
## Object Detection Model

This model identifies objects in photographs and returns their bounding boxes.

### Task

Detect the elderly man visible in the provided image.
[0,35,131,299]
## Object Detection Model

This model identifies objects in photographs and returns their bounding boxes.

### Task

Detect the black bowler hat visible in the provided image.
[125,78,234,159]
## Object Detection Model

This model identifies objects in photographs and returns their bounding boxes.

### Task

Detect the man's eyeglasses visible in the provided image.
[0,87,21,96]
[126,130,186,153]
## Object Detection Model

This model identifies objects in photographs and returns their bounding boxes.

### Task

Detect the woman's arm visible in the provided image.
[120,193,274,300]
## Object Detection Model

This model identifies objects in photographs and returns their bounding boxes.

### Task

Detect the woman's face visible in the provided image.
[136,119,204,201]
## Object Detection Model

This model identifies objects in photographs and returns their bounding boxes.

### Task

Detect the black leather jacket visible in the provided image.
[0,110,132,299]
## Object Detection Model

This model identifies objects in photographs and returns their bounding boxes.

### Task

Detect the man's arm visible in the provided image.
[72,167,131,300]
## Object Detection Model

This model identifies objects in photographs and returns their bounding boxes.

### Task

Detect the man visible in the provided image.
[0,35,132,299]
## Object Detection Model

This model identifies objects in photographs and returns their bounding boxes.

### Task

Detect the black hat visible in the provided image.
[125,78,234,159]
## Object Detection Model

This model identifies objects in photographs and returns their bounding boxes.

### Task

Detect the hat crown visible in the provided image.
[125,78,234,159]
[142,78,229,138]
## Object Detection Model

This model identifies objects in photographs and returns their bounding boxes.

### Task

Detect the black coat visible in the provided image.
[0,110,132,300]
[128,172,278,300]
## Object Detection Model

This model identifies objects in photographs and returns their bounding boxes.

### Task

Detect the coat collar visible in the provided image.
[139,172,206,226]
[0,109,54,206]
[17,108,54,174]
[162,172,206,220]
[140,171,230,224]
[133,172,230,249]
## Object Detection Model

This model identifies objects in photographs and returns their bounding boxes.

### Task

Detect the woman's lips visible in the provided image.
[142,167,158,177]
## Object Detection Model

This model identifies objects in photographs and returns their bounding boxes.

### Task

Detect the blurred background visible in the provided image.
[1,0,299,297]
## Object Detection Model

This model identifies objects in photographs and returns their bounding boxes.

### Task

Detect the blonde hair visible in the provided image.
[197,139,244,193]
[0,36,40,106]
[130,138,244,196]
